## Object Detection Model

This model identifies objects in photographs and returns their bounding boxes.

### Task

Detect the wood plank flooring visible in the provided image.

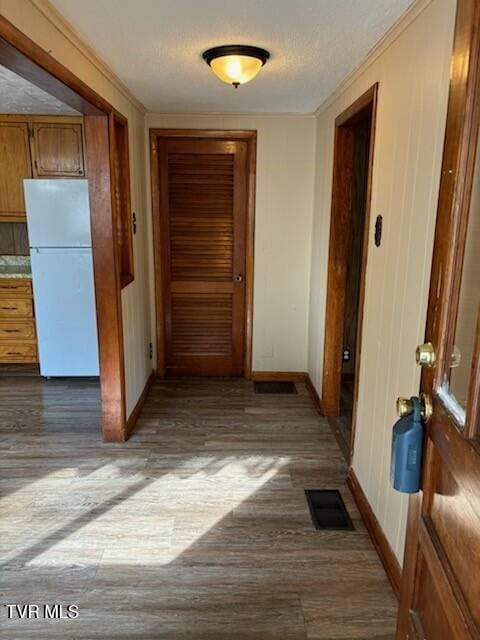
[0,376,397,639]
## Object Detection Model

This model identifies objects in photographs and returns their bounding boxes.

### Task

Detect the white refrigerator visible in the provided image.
[24,179,99,377]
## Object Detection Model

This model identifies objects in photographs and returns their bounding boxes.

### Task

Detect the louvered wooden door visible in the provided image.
[158,138,247,376]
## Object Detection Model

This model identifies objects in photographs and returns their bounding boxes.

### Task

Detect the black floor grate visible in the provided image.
[254,381,297,394]
[305,489,354,530]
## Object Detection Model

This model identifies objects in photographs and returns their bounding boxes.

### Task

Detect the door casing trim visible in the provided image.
[321,84,378,462]
[149,128,257,379]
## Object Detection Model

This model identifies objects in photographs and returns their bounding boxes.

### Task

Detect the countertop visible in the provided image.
[0,256,32,279]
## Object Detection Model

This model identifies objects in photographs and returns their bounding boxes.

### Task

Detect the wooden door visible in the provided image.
[0,120,32,222]
[31,121,85,177]
[157,137,248,376]
[396,1,480,638]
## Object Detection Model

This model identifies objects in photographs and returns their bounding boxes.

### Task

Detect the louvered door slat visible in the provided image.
[158,138,247,376]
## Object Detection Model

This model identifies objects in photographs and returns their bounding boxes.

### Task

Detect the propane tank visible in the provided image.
[390,396,424,494]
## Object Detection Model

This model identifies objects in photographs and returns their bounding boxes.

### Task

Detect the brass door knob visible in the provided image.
[420,393,433,422]
[396,394,432,422]
[396,397,413,417]
[416,342,436,368]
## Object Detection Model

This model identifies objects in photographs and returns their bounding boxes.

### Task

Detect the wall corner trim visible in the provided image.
[314,0,433,117]
[125,370,155,439]
[347,469,402,599]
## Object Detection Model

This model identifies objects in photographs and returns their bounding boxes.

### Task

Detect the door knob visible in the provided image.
[416,342,436,368]
[396,393,432,422]
[396,397,413,417]
[233,274,243,283]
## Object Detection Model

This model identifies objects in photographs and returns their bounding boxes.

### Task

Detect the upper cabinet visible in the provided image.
[31,121,85,178]
[0,116,86,223]
[0,122,33,222]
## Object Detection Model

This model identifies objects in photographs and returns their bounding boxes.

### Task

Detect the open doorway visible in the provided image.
[0,16,129,442]
[322,84,377,461]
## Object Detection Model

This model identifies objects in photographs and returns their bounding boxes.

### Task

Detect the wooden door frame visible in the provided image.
[321,84,378,457]
[149,128,257,379]
[0,15,127,442]
[396,0,480,637]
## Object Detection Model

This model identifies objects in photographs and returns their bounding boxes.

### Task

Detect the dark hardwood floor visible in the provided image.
[0,375,397,639]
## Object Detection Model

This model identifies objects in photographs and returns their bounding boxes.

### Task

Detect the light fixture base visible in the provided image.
[202,45,270,66]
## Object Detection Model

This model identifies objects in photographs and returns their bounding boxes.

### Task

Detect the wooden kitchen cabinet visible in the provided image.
[31,120,85,177]
[0,115,86,222]
[0,278,38,363]
[0,121,33,222]
[0,318,36,341]
[0,297,33,318]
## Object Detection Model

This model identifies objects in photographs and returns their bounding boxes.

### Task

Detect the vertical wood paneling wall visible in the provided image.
[308,0,457,561]
[0,0,153,418]
[145,114,316,374]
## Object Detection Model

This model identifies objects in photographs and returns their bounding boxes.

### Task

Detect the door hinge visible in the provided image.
[149,342,153,360]
[132,212,137,235]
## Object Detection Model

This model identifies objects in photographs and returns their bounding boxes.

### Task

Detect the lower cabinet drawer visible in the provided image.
[0,279,32,296]
[0,343,37,362]
[0,298,33,318]
[0,319,36,341]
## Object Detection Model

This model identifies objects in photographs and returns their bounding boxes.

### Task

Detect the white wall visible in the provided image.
[308,0,456,562]
[145,113,316,373]
[0,0,153,417]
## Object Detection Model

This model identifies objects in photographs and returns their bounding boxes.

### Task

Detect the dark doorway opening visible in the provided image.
[322,84,378,462]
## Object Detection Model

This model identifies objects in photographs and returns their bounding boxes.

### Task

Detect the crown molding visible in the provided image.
[145,111,316,119]
[314,0,433,117]
[30,0,146,114]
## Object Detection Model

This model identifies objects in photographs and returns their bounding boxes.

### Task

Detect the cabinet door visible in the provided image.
[32,122,85,177]
[0,121,32,222]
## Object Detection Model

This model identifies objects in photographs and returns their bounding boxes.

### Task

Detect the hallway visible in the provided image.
[1,376,397,639]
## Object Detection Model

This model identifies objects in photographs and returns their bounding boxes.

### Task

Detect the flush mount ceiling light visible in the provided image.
[202,45,270,88]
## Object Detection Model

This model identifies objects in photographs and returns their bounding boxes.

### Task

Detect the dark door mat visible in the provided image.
[254,381,297,394]
[305,489,354,530]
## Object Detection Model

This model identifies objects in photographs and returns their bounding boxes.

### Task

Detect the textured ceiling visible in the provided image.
[0,65,80,115]
[50,0,413,114]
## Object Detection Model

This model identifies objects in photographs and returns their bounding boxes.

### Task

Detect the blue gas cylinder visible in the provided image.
[390,396,424,494]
